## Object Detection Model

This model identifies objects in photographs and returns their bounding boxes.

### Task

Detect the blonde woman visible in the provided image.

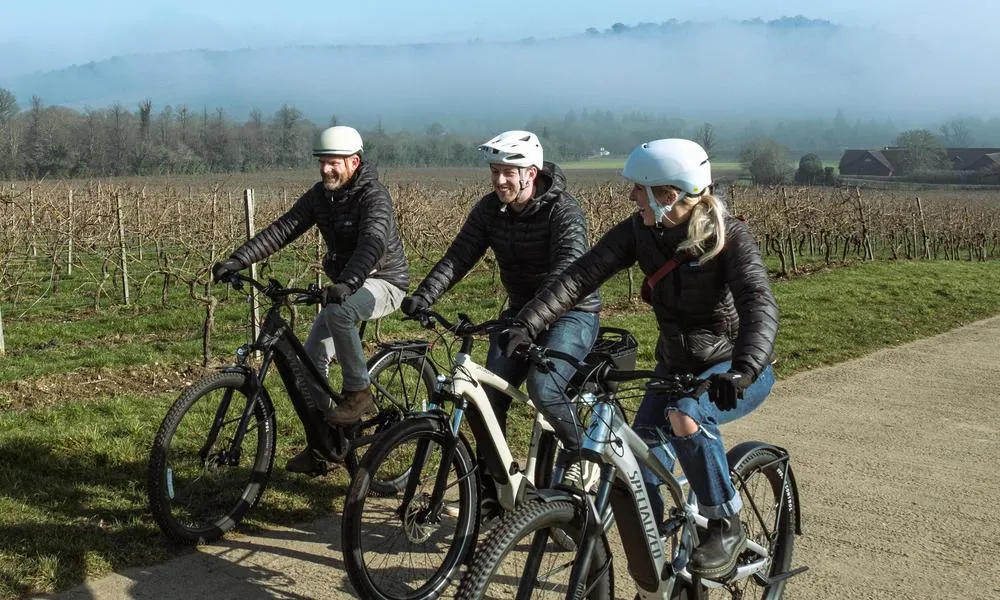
[500,138,779,580]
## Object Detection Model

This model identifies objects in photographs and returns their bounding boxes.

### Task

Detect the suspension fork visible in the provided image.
[563,462,616,599]
[202,351,273,466]
[399,402,464,521]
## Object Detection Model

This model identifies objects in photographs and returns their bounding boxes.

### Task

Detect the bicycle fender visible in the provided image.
[727,440,803,535]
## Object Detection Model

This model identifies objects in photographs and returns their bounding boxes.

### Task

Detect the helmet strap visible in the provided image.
[646,186,680,227]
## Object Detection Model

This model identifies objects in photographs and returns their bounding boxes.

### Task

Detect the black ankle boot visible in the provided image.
[688,516,747,580]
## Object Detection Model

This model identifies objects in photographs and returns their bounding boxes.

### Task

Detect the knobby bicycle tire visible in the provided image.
[458,498,613,599]
[670,446,798,600]
[147,371,276,545]
[342,416,479,600]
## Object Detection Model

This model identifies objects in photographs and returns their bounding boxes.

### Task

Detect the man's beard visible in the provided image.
[323,176,345,192]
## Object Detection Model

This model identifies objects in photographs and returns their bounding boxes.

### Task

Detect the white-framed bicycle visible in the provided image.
[340,310,630,600]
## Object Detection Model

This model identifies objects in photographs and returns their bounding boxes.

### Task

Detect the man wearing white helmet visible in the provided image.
[507,138,779,580]
[212,125,409,476]
[400,130,601,518]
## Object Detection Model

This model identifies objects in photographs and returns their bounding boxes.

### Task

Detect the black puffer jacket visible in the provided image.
[229,161,409,292]
[412,162,600,314]
[516,213,778,378]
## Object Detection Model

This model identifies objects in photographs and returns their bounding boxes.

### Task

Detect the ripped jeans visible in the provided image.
[634,360,774,523]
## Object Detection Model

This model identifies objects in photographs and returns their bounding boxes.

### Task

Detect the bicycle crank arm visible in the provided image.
[761,565,809,585]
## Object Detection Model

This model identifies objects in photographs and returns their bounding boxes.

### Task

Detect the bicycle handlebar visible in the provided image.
[521,343,708,396]
[406,308,511,337]
[223,272,324,305]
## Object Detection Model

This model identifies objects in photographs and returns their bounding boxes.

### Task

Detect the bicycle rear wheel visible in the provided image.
[347,346,438,496]
[147,371,276,545]
[457,498,613,599]
[671,446,797,600]
[342,416,479,600]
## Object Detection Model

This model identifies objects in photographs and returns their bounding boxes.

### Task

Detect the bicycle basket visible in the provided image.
[588,327,638,372]
[567,327,638,395]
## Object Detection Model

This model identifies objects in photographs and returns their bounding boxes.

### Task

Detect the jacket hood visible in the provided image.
[507,161,567,218]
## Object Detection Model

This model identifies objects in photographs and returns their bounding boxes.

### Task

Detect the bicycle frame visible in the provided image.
[441,350,556,509]
[207,275,365,465]
[575,398,783,599]
[396,319,565,529]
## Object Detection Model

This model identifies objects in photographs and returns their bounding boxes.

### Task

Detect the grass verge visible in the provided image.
[1,259,1000,597]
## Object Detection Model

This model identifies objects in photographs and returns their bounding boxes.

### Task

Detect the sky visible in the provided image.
[1,0,996,77]
[1,0,998,129]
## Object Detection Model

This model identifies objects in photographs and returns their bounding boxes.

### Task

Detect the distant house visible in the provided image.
[838,149,897,176]
[839,147,1000,175]
[965,152,1000,171]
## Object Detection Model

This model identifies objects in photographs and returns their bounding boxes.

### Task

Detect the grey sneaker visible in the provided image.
[563,461,584,489]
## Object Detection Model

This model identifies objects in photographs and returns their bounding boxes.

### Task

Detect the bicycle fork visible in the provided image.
[561,463,617,600]
[398,407,464,525]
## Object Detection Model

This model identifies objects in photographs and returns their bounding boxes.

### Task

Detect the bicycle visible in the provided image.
[147,272,437,545]
[341,309,631,600]
[458,345,807,599]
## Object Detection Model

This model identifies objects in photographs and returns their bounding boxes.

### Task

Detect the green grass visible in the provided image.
[2,258,1000,597]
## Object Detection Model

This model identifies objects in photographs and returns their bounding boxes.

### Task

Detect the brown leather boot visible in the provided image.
[326,387,375,425]
[285,447,329,476]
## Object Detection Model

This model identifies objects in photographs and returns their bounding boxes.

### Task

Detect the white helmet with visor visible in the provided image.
[478,130,544,170]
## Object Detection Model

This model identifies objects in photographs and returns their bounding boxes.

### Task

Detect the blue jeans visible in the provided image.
[484,309,600,450]
[634,361,774,521]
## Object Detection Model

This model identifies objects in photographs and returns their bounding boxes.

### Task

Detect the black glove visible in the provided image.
[211,258,243,283]
[401,295,429,316]
[321,283,353,306]
[498,324,533,359]
[707,370,752,411]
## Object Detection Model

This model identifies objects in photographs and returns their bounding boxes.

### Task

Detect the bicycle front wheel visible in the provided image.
[342,417,479,600]
[147,371,276,545]
[458,499,613,600]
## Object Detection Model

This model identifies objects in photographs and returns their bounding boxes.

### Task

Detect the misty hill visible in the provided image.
[3,17,996,130]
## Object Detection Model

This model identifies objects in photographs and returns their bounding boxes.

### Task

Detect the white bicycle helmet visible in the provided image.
[478,130,544,170]
[313,126,364,157]
[623,139,712,225]
[622,138,711,195]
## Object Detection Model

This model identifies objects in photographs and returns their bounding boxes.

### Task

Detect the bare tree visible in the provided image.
[694,122,717,159]
[939,120,973,147]
[0,88,19,177]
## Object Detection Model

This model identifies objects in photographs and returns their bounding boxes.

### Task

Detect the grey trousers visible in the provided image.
[303,278,405,399]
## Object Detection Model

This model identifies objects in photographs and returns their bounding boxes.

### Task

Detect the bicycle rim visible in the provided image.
[148,372,275,545]
[343,418,478,600]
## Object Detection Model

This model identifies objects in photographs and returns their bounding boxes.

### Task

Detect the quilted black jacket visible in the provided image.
[229,161,409,292]
[516,213,778,378]
[412,162,600,314]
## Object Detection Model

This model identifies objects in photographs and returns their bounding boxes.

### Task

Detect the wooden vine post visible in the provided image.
[244,189,261,344]
[115,191,131,305]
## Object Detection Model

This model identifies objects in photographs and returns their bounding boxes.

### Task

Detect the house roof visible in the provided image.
[840,149,894,172]
[840,147,1000,173]
[968,152,1000,170]
[946,148,1000,169]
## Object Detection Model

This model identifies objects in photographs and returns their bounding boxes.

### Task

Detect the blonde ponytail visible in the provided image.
[678,193,727,263]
